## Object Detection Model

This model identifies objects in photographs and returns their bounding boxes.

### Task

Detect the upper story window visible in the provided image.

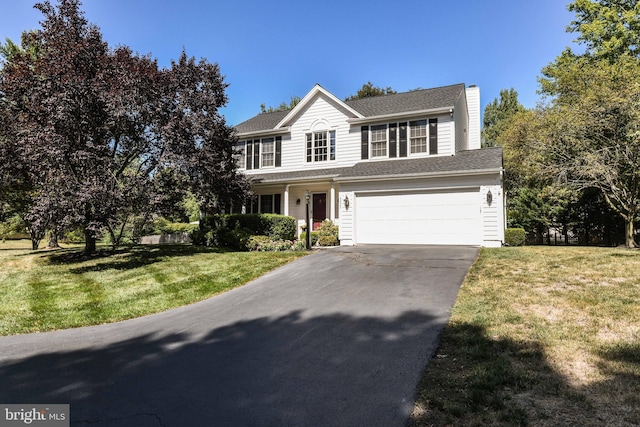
[361,118,437,159]
[370,125,387,157]
[261,137,274,167]
[306,131,336,163]
[233,142,246,169]
[241,136,281,170]
[410,120,427,154]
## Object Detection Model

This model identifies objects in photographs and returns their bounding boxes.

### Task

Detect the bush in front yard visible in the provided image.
[317,220,339,246]
[505,228,526,246]
[262,214,296,240]
[247,235,271,251]
[299,231,319,246]
[194,214,296,250]
[222,227,253,251]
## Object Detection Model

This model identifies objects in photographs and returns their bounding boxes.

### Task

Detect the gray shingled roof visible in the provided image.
[344,84,464,117]
[234,83,466,134]
[248,147,502,184]
[235,109,289,134]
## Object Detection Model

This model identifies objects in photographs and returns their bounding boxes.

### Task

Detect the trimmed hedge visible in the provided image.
[505,228,526,246]
[193,214,296,250]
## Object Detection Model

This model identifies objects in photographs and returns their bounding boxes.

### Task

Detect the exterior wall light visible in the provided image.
[486,189,493,206]
[296,198,301,205]
[344,195,350,210]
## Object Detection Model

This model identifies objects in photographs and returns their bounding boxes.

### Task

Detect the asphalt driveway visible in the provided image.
[0,245,478,426]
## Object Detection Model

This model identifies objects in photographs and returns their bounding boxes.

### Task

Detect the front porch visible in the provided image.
[250,180,340,236]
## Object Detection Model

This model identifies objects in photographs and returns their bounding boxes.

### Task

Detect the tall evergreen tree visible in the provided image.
[482,88,525,147]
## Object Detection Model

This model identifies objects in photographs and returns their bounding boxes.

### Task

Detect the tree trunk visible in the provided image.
[84,229,96,253]
[47,230,60,249]
[29,228,43,250]
[625,218,637,248]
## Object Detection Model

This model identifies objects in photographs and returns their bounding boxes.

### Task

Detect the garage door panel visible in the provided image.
[355,191,481,245]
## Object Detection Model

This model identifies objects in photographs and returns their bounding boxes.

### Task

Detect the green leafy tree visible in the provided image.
[482,88,525,147]
[566,0,640,60]
[538,55,640,247]
[537,0,640,247]
[344,81,396,101]
[0,0,248,253]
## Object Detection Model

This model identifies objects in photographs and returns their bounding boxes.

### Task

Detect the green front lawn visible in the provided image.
[0,241,306,336]
[411,246,640,426]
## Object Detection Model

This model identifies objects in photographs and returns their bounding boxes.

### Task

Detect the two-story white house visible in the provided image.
[234,83,505,247]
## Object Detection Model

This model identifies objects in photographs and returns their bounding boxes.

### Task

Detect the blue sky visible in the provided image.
[1,0,578,126]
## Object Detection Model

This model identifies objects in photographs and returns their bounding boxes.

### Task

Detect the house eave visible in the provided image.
[236,127,291,139]
[334,167,503,183]
[347,106,454,125]
[249,174,342,185]
[275,84,365,129]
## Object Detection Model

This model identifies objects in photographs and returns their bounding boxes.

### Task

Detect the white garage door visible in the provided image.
[355,190,481,245]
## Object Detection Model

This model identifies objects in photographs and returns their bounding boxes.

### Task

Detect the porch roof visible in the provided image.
[247,147,502,185]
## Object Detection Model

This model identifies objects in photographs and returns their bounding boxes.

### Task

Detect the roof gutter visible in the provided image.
[236,127,291,139]
[250,174,341,184]
[347,106,454,125]
[334,167,503,183]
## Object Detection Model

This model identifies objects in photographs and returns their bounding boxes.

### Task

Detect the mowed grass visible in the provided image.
[0,240,306,336]
[411,246,640,427]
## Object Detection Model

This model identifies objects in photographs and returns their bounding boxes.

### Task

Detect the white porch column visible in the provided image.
[284,185,290,216]
[330,183,336,222]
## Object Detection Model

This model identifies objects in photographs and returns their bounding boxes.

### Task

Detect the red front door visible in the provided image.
[312,193,327,230]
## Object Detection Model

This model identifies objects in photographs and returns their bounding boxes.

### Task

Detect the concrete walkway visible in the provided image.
[0,245,478,426]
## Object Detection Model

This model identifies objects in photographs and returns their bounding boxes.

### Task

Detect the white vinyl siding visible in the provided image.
[239,91,457,175]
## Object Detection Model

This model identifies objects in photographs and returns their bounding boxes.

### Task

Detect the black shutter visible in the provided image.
[399,122,407,157]
[429,119,438,154]
[361,126,369,160]
[275,136,282,167]
[389,123,397,158]
[246,141,253,170]
[253,140,260,169]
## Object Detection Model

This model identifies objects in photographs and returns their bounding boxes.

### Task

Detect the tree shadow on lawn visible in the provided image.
[410,323,640,427]
[0,310,447,426]
[41,245,227,274]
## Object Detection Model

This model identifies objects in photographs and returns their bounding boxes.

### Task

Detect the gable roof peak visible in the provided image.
[273,84,364,129]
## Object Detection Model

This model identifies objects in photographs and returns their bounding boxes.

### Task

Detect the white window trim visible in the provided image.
[261,138,275,169]
[305,130,337,163]
[409,119,428,155]
[370,124,388,159]
[234,141,246,169]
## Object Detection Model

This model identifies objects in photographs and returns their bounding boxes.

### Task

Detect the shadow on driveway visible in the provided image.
[0,245,479,426]
[2,310,442,426]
